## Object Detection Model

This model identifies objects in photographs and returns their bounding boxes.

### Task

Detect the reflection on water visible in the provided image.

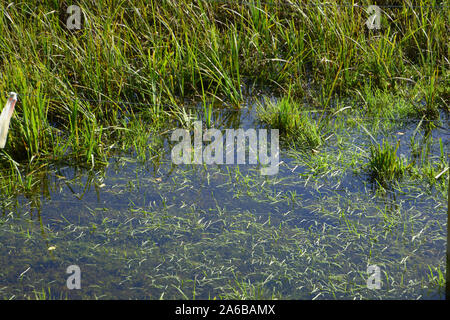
[0,98,448,299]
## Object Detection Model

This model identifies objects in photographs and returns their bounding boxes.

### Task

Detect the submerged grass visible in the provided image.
[0,1,447,188]
[0,150,446,299]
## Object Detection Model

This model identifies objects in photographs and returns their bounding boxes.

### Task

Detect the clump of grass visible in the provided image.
[412,69,441,120]
[257,97,322,150]
[367,139,408,187]
[426,265,446,291]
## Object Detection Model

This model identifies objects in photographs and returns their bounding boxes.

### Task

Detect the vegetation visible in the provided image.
[257,97,322,149]
[367,139,408,187]
[0,1,447,164]
[0,0,448,300]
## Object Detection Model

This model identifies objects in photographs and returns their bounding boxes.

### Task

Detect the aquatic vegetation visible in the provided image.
[367,139,408,187]
[0,0,446,168]
[257,97,322,150]
[0,0,448,301]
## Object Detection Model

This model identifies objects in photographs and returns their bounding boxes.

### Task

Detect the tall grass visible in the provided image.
[0,0,448,194]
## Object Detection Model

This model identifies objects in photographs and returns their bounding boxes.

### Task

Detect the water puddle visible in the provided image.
[0,96,448,299]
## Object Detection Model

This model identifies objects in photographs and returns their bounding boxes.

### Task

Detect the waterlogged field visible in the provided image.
[0,98,447,299]
[0,1,448,300]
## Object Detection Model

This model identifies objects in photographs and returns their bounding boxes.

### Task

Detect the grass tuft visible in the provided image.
[367,139,408,187]
[257,97,322,150]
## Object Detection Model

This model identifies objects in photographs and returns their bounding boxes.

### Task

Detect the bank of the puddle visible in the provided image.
[0,98,448,299]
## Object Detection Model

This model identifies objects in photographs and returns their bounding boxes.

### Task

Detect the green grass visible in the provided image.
[367,139,408,187]
[0,0,448,300]
[257,97,323,149]
[0,1,447,189]
[0,151,446,299]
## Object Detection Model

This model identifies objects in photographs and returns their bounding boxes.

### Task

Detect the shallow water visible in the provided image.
[0,97,448,299]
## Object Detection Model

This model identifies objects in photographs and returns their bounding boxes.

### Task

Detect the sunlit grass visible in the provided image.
[0,0,447,195]
[257,97,322,150]
[367,139,408,187]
